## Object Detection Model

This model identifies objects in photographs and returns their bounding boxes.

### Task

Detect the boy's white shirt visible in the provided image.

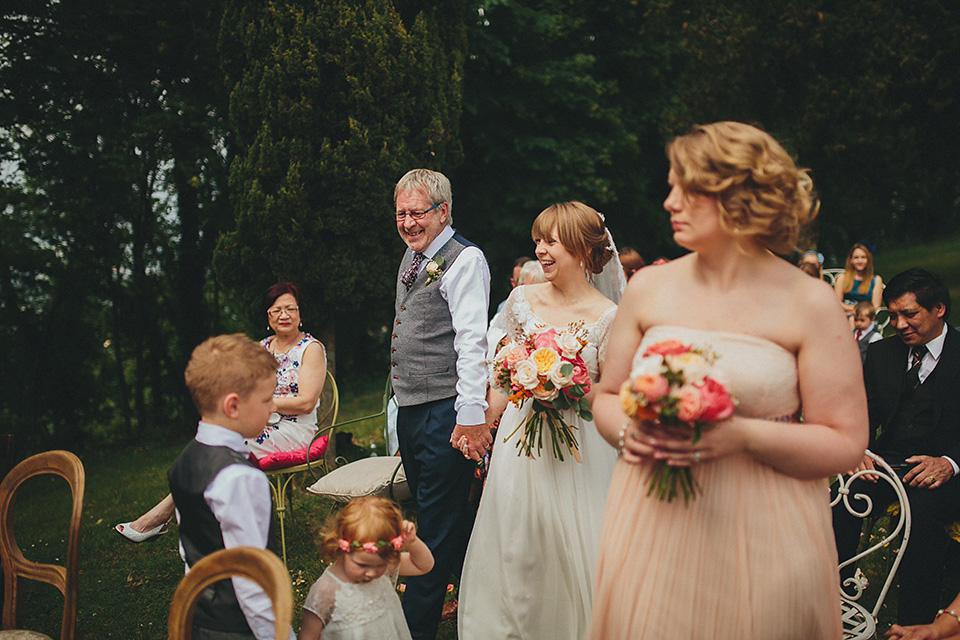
[174,421,295,640]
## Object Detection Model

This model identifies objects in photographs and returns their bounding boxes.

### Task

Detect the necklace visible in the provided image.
[270,332,302,355]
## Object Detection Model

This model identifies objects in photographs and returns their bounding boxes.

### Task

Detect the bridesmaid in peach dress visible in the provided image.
[588,122,869,640]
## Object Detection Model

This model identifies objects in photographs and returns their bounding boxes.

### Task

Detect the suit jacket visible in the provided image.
[864,324,960,463]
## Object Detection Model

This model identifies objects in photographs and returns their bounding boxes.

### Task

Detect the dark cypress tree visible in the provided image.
[216,0,468,374]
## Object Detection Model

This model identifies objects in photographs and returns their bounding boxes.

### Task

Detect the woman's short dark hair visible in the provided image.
[883,268,950,320]
[264,281,300,309]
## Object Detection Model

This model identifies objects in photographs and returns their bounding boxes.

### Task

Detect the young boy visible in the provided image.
[168,333,293,640]
[853,300,883,364]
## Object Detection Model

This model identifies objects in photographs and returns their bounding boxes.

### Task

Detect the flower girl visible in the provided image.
[298,497,434,640]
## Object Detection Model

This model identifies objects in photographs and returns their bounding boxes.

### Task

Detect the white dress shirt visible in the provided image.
[909,325,958,475]
[175,421,295,640]
[418,225,490,426]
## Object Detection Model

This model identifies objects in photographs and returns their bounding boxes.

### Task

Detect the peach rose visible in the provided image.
[645,340,691,357]
[620,383,640,417]
[532,347,560,374]
[632,374,669,403]
[532,379,560,402]
[676,384,704,422]
[503,343,531,367]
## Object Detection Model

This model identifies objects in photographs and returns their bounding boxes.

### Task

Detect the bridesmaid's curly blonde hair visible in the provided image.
[667,122,819,254]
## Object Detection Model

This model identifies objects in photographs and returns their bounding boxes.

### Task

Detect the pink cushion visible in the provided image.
[252,435,329,471]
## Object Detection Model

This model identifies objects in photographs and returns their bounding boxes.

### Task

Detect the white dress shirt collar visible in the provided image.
[195,421,249,455]
[424,225,455,260]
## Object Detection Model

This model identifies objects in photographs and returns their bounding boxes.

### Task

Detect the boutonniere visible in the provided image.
[424,256,445,286]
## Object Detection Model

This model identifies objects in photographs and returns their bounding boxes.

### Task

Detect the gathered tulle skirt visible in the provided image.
[589,453,841,640]
[459,402,617,640]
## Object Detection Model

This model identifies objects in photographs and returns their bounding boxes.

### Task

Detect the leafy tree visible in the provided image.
[216,0,468,374]
[0,1,233,447]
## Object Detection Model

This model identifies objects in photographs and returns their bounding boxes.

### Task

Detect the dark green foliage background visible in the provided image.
[2,0,959,450]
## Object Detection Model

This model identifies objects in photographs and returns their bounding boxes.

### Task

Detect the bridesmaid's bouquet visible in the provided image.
[492,323,592,462]
[620,340,736,503]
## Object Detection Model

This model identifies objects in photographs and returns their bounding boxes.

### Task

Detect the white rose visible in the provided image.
[666,352,708,384]
[555,331,583,359]
[425,260,441,276]
[547,361,574,388]
[513,358,541,390]
[630,354,664,378]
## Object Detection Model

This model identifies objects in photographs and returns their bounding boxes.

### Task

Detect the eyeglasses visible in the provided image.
[267,305,299,318]
[395,201,443,222]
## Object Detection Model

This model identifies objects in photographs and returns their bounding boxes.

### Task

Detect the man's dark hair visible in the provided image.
[882,268,950,320]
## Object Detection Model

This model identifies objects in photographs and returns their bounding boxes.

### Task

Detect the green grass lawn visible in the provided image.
[874,235,960,302]
[11,382,457,639]
[16,233,960,639]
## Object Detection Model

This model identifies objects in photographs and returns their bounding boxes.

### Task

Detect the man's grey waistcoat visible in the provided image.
[391,231,475,406]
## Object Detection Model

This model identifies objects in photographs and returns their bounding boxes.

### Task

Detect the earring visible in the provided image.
[299,321,303,329]
[266,325,271,332]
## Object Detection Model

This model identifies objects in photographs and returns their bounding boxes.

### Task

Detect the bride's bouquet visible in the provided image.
[620,340,735,503]
[492,323,592,462]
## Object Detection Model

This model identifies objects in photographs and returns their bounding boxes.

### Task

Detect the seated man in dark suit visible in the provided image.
[834,268,960,625]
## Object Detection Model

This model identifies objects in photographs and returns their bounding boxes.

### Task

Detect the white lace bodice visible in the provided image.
[489,286,617,382]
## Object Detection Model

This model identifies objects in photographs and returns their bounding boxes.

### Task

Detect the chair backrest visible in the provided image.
[823,268,845,286]
[0,450,84,640]
[316,370,339,429]
[831,450,911,627]
[167,547,293,640]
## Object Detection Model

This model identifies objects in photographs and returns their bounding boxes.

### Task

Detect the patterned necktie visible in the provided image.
[906,344,928,389]
[401,252,425,290]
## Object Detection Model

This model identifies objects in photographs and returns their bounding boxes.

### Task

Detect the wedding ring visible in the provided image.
[693,450,702,464]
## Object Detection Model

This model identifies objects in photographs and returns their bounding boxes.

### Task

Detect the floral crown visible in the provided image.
[338,533,405,554]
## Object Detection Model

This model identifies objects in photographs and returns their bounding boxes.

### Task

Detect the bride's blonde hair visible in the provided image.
[667,121,818,254]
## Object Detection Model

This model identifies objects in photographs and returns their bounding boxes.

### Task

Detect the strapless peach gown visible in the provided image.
[589,325,841,640]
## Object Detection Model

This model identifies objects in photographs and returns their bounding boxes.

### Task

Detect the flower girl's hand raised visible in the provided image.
[401,519,418,544]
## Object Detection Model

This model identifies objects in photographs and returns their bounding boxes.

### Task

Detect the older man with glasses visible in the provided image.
[390,168,491,639]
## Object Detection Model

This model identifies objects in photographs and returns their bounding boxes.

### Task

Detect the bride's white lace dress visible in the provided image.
[458,286,618,640]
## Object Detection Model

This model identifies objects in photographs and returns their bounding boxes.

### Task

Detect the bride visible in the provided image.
[458,201,624,640]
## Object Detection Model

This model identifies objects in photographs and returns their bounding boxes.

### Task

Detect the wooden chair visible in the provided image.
[0,450,84,640]
[264,370,339,565]
[167,546,292,640]
[831,450,911,640]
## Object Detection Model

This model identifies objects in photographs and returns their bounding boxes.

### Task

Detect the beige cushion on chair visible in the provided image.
[306,457,410,503]
[0,631,54,639]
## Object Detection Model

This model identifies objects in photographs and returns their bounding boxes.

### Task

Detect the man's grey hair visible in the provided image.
[394,169,453,226]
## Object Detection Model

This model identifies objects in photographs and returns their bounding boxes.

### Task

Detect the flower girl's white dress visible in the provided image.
[302,566,411,640]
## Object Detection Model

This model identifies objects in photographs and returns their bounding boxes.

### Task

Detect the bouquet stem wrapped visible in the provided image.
[620,340,736,503]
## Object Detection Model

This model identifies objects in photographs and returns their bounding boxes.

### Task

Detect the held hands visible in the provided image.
[450,423,493,461]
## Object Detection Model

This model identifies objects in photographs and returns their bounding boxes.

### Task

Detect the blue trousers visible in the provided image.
[397,397,477,640]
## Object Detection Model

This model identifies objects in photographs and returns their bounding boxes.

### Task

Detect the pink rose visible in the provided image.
[504,344,531,367]
[532,329,559,351]
[338,539,351,553]
[645,340,691,357]
[362,542,378,553]
[390,534,405,550]
[697,377,735,423]
[571,359,590,392]
[676,384,704,422]
[632,374,669,403]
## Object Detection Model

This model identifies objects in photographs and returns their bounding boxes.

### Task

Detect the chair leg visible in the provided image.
[267,473,290,567]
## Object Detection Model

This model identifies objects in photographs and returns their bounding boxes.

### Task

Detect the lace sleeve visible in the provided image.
[302,571,338,627]
[486,287,526,371]
[594,305,618,376]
